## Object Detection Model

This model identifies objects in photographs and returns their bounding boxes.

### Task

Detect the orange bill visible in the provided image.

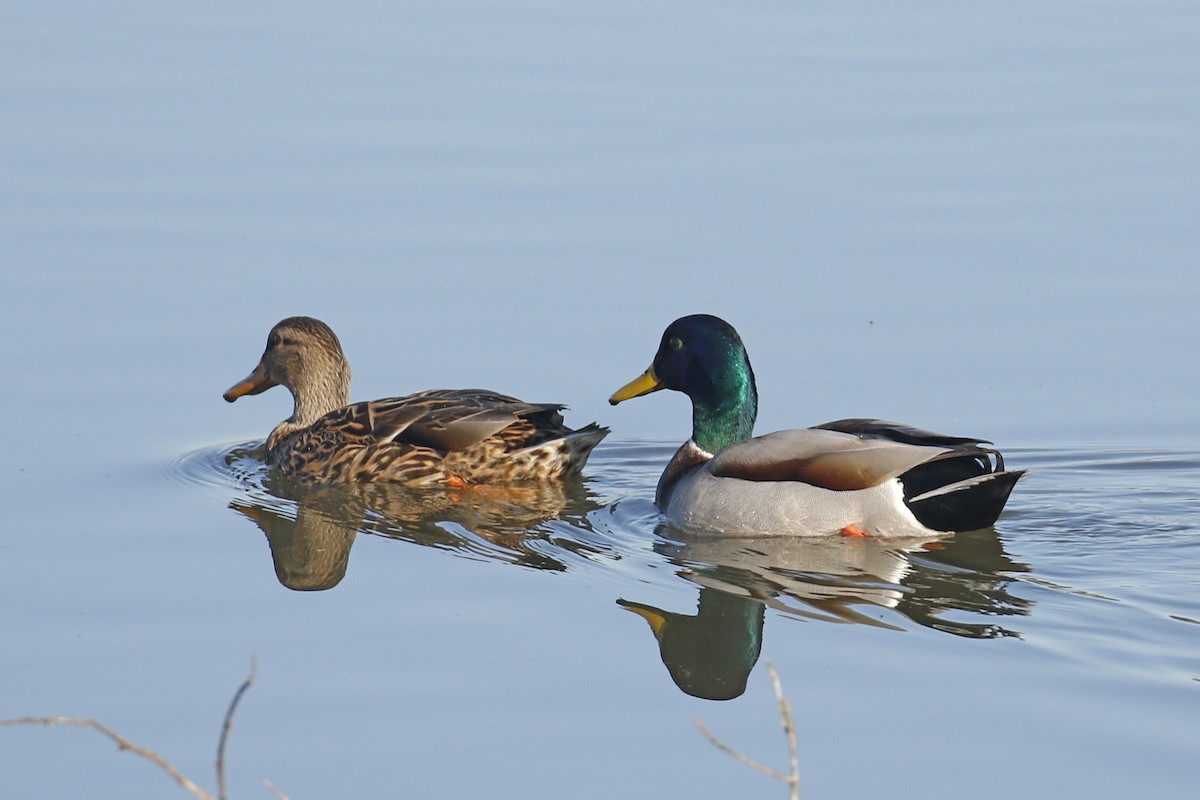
[223,362,277,402]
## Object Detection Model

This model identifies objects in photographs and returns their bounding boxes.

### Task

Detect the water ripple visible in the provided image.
[169,439,1200,638]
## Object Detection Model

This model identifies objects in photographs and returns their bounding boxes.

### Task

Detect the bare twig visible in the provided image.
[264,779,291,800]
[217,655,258,800]
[694,660,800,799]
[768,661,800,798]
[1,656,264,800]
[694,717,792,782]
[0,716,214,800]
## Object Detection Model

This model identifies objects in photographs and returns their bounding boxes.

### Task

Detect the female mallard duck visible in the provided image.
[224,316,608,485]
[609,314,1024,537]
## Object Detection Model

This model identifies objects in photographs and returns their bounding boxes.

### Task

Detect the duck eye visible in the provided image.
[668,336,683,351]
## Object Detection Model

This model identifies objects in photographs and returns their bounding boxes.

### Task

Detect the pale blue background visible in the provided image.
[2,2,1198,798]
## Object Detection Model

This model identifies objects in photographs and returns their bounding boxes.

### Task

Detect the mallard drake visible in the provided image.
[609,314,1024,537]
[224,316,608,485]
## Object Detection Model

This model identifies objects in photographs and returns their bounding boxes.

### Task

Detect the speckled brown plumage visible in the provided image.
[224,317,607,486]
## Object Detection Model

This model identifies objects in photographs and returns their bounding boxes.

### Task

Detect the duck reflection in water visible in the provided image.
[620,524,1030,700]
[619,591,765,701]
[227,444,607,590]
[232,494,357,591]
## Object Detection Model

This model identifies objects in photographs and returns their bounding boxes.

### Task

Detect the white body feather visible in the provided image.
[664,466,936,538]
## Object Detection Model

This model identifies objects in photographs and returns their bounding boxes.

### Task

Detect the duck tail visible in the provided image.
[566,423,610,454]
[904,468,1027,532]
[511,423,609,477]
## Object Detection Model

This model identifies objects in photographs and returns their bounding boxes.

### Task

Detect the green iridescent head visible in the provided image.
[611,314,758,453]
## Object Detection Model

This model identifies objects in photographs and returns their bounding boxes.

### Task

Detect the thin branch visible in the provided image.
[694,717,791,783]
[2,656,264,800]
[217,655,258,800]
[263,779,291,800]
[694,660,800,799]
[0,716,214,800]
[767,662,800,800]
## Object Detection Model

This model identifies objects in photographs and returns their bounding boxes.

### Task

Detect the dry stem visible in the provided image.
[217,655,258,800]
[694,660,800,800]
[0,716,214,800]
[1,656,266,800]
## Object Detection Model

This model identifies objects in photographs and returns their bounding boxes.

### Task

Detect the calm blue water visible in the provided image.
[2,2,1199,798]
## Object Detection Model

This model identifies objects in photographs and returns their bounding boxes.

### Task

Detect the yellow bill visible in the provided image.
[609,367,663,405]
[617,600,668,638]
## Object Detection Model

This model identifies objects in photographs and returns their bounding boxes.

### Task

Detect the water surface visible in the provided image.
[2,1,1199,798]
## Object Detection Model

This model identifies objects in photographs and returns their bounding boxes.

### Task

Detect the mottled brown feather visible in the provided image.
[226,318,607,486]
